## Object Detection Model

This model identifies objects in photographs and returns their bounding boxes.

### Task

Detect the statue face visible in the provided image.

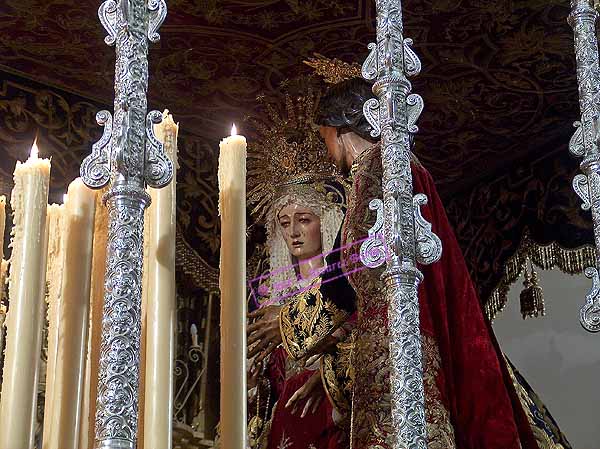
[319,125,350,174]
[277,203,322,261]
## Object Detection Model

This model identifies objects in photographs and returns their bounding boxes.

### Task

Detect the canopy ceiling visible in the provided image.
[0,0,578,193]
[0,0,593,304]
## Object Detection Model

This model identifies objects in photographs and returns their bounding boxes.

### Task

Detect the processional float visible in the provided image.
[79,0,173,448]
[569,0,600,332]
[0,1,444,449]
[360,0,442,448]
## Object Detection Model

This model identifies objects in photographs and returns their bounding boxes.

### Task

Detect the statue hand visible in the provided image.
[285,370,324,418]
[247,305,283,367]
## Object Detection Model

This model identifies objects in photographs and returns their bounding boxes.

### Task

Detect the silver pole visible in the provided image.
[360,1,442,448]
[568,0,600,332]
[80,0,173,448]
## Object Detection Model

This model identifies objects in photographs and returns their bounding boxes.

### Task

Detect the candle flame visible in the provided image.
[231,124,237,136]
[30,137,39,159]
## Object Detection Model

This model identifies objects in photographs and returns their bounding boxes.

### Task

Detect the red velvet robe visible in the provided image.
[338,145,540,449]
[264,347,345,449]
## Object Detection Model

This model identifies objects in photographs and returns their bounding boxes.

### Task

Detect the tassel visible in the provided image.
[520,260,545,319]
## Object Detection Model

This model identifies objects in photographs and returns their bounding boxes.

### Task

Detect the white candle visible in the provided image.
[78,191,108,449]
[143,111,178,449]
[0,140,51,449]
[42,203,65,449]
[42,179,96,449]
[0,195,6,261]
[218,124,247,449]
[0,196,6,361]
[0,259,8,369]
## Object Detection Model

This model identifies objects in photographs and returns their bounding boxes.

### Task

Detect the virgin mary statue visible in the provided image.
[244,90,356,449]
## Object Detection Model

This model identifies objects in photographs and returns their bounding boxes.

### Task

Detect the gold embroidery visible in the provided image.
[344,145,456,449]
[277,431,293,449]
[422,335,457,449]
[505,359,566,449]
[279,282,348,360]
[321,337,354,418]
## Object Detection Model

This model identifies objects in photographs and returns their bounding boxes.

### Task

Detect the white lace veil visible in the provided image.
[264,182,344,303]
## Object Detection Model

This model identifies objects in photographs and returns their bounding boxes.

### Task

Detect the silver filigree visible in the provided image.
[403,39,421,77]
[81,110,112,189]
[362,42,378,81]
[569,0,600,333]
[98,0,118,46]
[363,97,381,138]
[80,0,174,448]
[581,266,600,331]
[406,94,424,134]
[573,173,592,209]
[362,0,440,447]
[413,194,442,265]
[360,198,387,268]
[95,192,147,446]
[385,266,426,449]
[147,0,167,43]
[570,121,586,157]
[144,110,174,188]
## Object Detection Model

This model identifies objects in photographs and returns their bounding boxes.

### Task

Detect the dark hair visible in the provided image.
[316,78,377,142]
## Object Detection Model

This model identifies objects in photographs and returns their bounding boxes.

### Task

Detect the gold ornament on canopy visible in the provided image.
[303,53,362,85]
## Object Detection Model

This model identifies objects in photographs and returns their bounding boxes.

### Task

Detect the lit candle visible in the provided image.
[0,140,51,449]
[143,110,178,449]
[218,124,247,449]
[42,179,96,449]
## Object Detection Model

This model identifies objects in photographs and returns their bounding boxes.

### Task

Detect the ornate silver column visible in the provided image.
[80,1,173,448]
[360,1,442,448]
[568,0,600,332]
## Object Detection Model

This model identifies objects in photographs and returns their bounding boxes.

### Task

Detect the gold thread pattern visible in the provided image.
[279,282,349,361]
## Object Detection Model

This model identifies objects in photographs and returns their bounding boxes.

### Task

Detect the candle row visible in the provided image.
[0,112,179,449]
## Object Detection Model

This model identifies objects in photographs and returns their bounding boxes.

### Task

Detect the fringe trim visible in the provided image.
[175,230,220,293]
[485,229,595,322]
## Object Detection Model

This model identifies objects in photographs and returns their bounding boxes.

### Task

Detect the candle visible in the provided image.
[42,179,96,449]
[0,195,6,260]
[191,323,199,347]
[0,140,51,449]
[0,196,6,367]
[0,260,8,369]
[218,124,247,449]
[143,110,178,449]
[0,196,6,362]
[78,191,108,449]
[42,203,65,449]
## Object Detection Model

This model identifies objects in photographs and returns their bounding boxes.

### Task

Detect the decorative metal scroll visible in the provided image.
[360,1,442,448]
[568,0,600,332]
[80,0,173,448]
[174,324,207,426]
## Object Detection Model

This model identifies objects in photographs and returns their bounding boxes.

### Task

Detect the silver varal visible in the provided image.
[80,0,173,448]
[568,0,600,332]
[358,0,442,448]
